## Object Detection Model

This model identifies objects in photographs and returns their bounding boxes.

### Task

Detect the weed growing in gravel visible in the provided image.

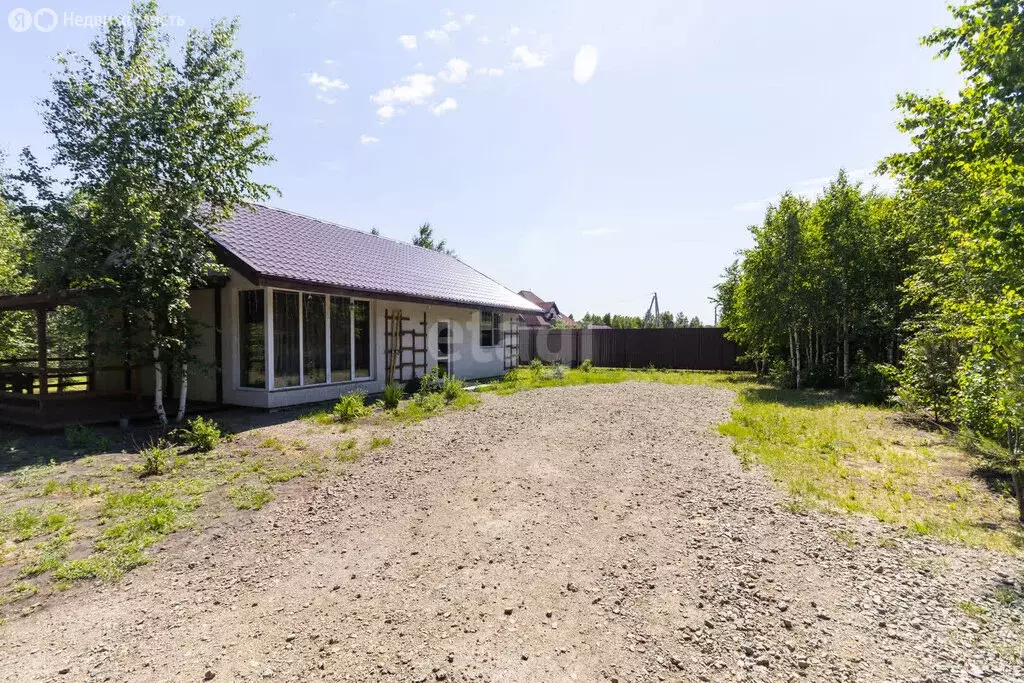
[138,441,175,477]
[229,483,273,510]
[178,416,222,453]
[370,437,392,450]
[334,391,372,422]
[336,439,359,462]
[382,383,403,410]
[959,601,988,617]
[441,374,465,402]
[259,435,287,452]
[0,505,72,542]
[994,587,1019,606]
[19,529,74,577]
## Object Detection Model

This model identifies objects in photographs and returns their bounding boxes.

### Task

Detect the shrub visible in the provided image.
[403,375,422,395]
[580,359,593,373]
[852,359,893,405]
[178,416,222,452]
[382,383,403,410]
[529,358,544,377]
[139,441,174,477]
[333,391,371,422]
[502,368,520,384]
[442,374,465,402]
[550,362,566,379]
[419,366,446,394]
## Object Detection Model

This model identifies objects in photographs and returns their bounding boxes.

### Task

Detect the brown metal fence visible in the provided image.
[519,328,741,371]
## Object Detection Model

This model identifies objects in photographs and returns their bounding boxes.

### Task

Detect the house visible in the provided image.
[517,290,575,328]
[0,204,542,424]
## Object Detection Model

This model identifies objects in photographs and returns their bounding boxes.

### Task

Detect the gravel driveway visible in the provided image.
[2,382,1022,682]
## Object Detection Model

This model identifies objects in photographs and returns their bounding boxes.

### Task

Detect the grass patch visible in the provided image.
[228,483,273,510]
[492,366,1024,553]
[0,505,73,542]
[336,439,359,463]
[370,437,392,450]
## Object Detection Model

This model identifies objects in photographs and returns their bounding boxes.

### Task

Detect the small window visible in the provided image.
[480,310,503,347]
[238,290,266,388]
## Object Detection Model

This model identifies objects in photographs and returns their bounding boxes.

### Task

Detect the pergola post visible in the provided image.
[36,306,48,396]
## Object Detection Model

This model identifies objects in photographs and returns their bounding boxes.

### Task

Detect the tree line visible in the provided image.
[579,311,705,329]
[716,0,1023,520]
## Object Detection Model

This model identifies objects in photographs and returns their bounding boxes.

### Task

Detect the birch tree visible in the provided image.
[7,1,274,423]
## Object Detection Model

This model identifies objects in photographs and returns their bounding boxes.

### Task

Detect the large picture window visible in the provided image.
[273,291,301,388]
[303,294,326,384]
[238,290,265,388]
[480,310,503,347]
[250,289,373,390]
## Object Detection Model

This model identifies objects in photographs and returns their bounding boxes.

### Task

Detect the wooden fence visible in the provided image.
[519,328,741,371]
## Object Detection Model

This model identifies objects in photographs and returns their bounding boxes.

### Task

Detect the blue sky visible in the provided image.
[3,0,962,322]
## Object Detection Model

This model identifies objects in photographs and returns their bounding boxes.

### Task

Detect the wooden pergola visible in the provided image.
[0,289,146,429]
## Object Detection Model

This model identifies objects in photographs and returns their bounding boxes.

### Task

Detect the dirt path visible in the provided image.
[2,383,1022,682]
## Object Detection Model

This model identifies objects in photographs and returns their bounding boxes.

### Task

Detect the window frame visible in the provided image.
[243,287,375,392]
[237,290,267,390]
[479,310,504,348]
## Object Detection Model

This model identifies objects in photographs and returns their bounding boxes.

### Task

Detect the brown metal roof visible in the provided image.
[211,205,542,313]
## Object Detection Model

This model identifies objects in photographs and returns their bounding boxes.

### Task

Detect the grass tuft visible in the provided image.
[228,483,273,510]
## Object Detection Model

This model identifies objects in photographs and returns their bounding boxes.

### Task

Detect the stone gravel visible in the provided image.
[1,382,1022,682]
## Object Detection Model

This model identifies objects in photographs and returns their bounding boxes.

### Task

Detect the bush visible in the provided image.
[333,391,371,422]
[419,366,446,394]
[382,383,403,410]
[139,441,174,477]
[502,368,520,384]
[529,358,544,377]
[550,362,566,379]
[580,359,593,373]
[403,375,422,395]
[442,374,465,402]
[852,358,893,405]
[178,416,222,452]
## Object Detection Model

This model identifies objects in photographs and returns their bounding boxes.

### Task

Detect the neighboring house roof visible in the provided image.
[211,204,541,313]
[517,290,575,327]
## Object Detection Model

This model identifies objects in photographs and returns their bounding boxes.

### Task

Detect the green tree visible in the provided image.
[8,1,274,423]
[0,197,35,359]
[881,0,1024,520]
[413,222,454,255]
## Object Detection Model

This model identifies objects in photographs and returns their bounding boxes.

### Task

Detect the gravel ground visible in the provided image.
[1,382,1022,683]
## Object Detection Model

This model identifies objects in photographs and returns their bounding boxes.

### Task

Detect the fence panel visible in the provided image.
[519,328,740,371]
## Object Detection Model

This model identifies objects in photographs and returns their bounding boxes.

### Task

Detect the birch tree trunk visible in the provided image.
[175,362,188,423]
[153,348,167,425]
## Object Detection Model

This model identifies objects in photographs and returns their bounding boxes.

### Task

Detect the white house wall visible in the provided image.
[218,274,511,409]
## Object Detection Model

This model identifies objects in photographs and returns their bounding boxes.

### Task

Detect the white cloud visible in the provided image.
[442,20,461,32]
[581,227,618,237]
[573,45,599,85]
[360,135,380,145]
[424,28,449,43]
[371,73,436,106]
[508,25,521,37]
[376,104,396,120]
[477,35,490,44]
[432,97,458,116]
[315,94,337,105]
[475,67,504,77]
[512,45,545,69]
[463,14,476,25]
[307,72,348,91]
[398,34,417,50]
[324,58,337,65]
[439,58,470,84]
